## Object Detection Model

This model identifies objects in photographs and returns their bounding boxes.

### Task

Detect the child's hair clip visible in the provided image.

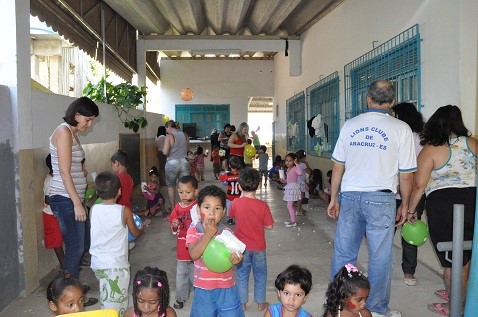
[157,282,162,288]
[345,263,360,278]
[136,280,141,285]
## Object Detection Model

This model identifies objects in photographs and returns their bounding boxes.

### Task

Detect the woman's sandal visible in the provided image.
[427,303,449,316]
[434,289,450,302]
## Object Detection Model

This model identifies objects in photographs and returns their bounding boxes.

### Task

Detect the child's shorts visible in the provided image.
[43,212,63,248]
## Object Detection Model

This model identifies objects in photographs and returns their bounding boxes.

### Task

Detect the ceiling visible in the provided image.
[103,0,344,60]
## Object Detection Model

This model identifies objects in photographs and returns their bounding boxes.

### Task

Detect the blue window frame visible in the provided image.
[306,72,340,158]
[286,92,306,152]
[344,24,421,119]
[175,104,230,139]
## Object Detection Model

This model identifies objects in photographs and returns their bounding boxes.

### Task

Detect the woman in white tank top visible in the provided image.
[48,97,99,280]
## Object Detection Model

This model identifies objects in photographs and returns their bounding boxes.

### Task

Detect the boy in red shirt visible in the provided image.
[229,167,274,311]
[169,175,199,309]
[218,156,242,225]
[110,150,133,211]
[211,145,221,180]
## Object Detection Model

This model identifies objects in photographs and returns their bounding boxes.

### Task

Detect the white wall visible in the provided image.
[274,0,477,147]
[157,60,274,125]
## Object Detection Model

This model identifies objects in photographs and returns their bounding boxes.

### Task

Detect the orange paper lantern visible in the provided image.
[180,88,194,101]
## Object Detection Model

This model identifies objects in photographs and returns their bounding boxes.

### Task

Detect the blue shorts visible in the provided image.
[190,286,244,317]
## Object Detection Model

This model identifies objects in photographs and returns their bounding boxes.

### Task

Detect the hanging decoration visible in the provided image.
[180,88,194,101]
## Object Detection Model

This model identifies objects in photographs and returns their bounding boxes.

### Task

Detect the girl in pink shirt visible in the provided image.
[194,146,206,181]
[281,153,302,228]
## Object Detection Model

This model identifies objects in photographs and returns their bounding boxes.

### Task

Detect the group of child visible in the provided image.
[44,144,365,317]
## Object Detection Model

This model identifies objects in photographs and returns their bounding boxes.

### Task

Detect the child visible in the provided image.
[257,145,269,186]
[323,264,371,317]
[295,150,312,214]
[168,176,199,309]
[186,185,245,317]
[90,171,143,316]
[244,139,254,168]
[47,273,85,315]
[124,266,177,317]
[264,265,313,317]
[320,170,332,206]
[281,153,302,228]
[268,155,282,182]
[211,145,221,180]
[187,151,197,178]
[194,146,206,181]
[219,155,242,225]
[229,168,274,311]
[142,166,167,217]
[111,150,133,211]
[43,154,64,269]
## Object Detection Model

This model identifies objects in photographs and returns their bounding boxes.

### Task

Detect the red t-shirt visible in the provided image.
[117,172,133,210]
[185,225,235,290]
[169,200,197,261]
[229,134,245,157]
[219,171,241,201]
[211,150,221,164]
[229,197,274,251]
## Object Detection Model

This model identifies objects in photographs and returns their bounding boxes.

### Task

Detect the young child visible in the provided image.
[185,185,245,317]
[187,151,197,178]
[168,176,199,309]
[43,154,64,269]
[211,145,221,180]
[268,155,283,182]
[111,150,134,211]
[194,146,206,181]
[323,264,372,317]
[264,265,313,317]
[229,168,274,311]
[90,170,143,316]
[244,139,254,168]
[295,150,312,214]
[124,266,177,317]
[257,145,269,186]
[281,153,302,228]
[142,166,167,217]
[47,273,85,315]
[219,155,242,225]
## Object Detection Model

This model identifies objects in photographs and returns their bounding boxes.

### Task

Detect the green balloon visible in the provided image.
[94,197,103,204]
[84,188,96,201]
[401,220,429,246]
[202,238,233,273]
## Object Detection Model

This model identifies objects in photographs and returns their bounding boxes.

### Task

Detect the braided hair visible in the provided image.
[323,264,370,317]
[132,267,170,316]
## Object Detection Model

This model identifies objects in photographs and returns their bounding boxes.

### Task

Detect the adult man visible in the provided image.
[327,80,417,317]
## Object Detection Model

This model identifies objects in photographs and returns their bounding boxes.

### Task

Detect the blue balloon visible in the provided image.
[128,214,143,241]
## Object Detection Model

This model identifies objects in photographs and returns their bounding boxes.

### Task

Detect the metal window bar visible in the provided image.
[306,72,340,158]
[286,91,306,152]
[344,24,421,119]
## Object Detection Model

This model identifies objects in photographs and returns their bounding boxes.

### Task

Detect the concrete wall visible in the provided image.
[157,60,274,124]
[273,0,477,174]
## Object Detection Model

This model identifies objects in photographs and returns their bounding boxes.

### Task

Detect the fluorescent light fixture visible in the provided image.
[192,49,241,56]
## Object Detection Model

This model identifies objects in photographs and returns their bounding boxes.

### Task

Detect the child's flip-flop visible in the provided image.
[427,303,449,316]
[434,289,450,301]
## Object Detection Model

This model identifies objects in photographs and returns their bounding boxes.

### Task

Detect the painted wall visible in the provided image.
[157,60,274,125]
[273,0,478,273]
[273,0,477,166]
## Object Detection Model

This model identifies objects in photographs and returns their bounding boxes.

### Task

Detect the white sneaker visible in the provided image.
[371,310,401,317]
[284,222,297,228]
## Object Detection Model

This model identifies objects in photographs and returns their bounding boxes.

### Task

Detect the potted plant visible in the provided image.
[83,77,148,132]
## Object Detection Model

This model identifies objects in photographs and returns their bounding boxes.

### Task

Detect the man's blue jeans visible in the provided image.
[50,195,85,278]
[330,191,396,315]
[236,250,267,304]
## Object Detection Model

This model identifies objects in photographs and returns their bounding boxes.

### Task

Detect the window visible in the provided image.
[306,72,339,158]
[286,92,306,152]
[344,24,421,119]
[175,104,230,139]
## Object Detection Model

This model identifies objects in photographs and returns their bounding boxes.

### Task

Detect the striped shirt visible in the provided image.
[185,225,235,290]
[49,123,87,199]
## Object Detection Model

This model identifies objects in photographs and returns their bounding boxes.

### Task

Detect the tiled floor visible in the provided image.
[1,176,444,317]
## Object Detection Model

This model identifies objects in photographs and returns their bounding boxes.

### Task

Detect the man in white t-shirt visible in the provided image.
[327,80,417,317]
